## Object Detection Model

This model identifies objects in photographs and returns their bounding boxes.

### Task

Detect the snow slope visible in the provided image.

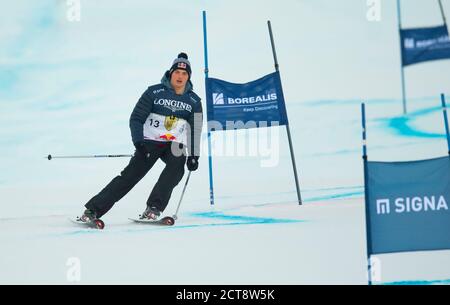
[1,96,450,284]
[1,0,450,285]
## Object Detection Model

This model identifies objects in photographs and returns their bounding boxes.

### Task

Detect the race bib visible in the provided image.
[143,113,188,145]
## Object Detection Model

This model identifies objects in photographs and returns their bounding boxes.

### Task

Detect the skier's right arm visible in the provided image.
[130,88,154,144]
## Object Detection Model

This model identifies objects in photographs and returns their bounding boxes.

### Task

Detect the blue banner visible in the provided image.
[400,25,450,66]
[205,71,288,130]
[365,156,450,255]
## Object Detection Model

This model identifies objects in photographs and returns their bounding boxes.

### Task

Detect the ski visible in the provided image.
[69,217,105,230]
[129,216,175,226]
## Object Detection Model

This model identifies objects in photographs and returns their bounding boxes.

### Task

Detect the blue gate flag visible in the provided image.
[366,156,450,255]
[400,25,450,66]
[205,71,288,129]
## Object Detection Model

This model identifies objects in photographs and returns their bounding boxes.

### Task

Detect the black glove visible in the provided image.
[186,156,199,171]
[134,141,151,159]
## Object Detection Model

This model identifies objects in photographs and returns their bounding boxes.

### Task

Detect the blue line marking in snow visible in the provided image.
[52,186,368,238]
[302,98,444,139]
[190,211,301,225]
[303,191,364,203]
[302,97,438,107]
[194,186,364,211]
[54,212,303,237]
[382,278,450,285]
[42,185,366,238]
[306,185,363,192]
[64,230,103,236]
[379,106,445,139]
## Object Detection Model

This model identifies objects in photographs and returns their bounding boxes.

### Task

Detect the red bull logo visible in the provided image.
[159,133,176,141]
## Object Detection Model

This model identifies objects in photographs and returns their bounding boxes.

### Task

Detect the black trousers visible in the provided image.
[85,141,186,218]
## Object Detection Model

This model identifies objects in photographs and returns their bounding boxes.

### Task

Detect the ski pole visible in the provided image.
[172,171,192,220]
[46,154,133,160]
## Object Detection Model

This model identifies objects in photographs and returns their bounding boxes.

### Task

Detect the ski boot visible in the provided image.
[140,206,161,221]
[78,208,105,229]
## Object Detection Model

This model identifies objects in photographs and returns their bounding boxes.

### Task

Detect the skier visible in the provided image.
[79,52,203,225]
